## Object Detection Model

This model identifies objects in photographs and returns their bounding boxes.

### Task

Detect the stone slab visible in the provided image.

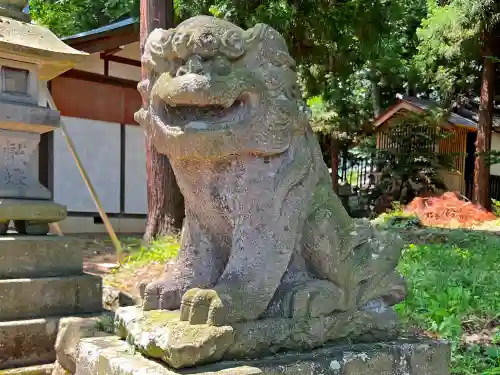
[0,274,102,321]
[76,336,451,375]
[0,236,83,279]
[55,314,114,374]
[0,317,58,369]
[0,364,54,375]
[0,101,60,134]
[0,313,112,370]
[115,306,400,369]
[0,16,87,81]
[0,199,67,223]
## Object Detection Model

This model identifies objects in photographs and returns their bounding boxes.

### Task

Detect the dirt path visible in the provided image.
[76,234,165,299]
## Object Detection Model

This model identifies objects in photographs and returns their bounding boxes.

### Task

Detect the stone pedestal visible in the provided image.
[0,129,51,200]
[0,0,87,236]
[0,111,66,235]
[0,236,103,371]
[76,336,451,375]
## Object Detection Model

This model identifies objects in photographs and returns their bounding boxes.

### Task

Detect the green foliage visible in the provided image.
[95,315,115,334]
[492,199,500,217]
[122,235,179,267]
[414,0,500,101]
[29,0,429,145]
[372,210,422,229]
[396,229,500,374]
[29,0,139,37]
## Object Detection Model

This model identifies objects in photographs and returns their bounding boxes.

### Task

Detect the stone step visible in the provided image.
[0,313,110,370]
[0,235,84,279]
[0,274,102,321]
[77,336,185,375]
[0,363,54,375]
[77,336,452,375]
[0,317,59,370]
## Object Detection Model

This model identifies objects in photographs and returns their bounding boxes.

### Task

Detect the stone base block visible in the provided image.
[0,317,59,370]
[0,364,55,375]
[0,236,84,278]
[0,199,66,224]
[0,313,112,370]
[0,274,102,321]
[115,306,401,369]
[76,336,451,375]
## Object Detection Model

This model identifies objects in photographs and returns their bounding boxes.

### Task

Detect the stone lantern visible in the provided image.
[0,0,87,234]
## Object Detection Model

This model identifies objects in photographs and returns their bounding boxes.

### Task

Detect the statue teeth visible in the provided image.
[188,121,208,130]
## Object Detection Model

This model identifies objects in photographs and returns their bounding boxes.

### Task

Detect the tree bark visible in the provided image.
[140,0,184,241]
[330,136,340,194]
[371,81,382,118]
[473,28,495,211]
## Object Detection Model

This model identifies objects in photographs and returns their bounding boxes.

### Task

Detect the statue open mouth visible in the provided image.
[151,72,258,133]
[164,94,253,131]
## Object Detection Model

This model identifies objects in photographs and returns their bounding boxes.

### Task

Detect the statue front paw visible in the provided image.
[180,288,237,326]
[281,280,349,319]
[142,279,182,311]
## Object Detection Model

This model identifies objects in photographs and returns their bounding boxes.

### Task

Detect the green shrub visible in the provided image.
[395,230,500,374]
[371,203,422,229]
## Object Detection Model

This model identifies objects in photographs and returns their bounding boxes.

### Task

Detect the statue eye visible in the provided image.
[220,30,245,59]
[212,55,231,76]
[172,32,191,58]
[198,31,219,51]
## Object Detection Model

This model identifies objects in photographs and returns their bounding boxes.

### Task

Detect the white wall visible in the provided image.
[53,117,121,213]
[124,125,147,214]
[491,133,500,177]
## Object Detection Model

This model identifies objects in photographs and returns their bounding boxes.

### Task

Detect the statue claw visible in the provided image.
[281,280,349,319]
[180,288,235,326]
[142,279,182,311]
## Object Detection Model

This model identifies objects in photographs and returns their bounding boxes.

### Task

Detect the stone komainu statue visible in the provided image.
[135,16,406,326]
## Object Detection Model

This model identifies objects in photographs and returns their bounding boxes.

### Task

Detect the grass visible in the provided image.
[375,206,500,375]
[103,236,180,296]
[394,229,500,374]
[121,235,180,267]
[108,221,499,374]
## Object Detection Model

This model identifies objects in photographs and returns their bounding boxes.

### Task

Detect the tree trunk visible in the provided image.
[371,80,382,118]
[330,136,340,194]
[369,65,382,117]
[140,0,184,242]
[473,29,495,211]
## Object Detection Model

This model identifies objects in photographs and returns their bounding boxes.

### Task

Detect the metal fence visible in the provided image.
[465,174,500,202]
[338,153,376,189]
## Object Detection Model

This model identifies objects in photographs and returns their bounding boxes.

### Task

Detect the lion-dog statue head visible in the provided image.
[135,15,311,161]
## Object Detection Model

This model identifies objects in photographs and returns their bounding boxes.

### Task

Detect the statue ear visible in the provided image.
[243,23,269,47]
[244,24,295,68]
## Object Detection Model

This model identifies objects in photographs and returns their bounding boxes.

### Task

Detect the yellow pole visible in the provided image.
[50,222,64,236]
[43,86,123,262]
